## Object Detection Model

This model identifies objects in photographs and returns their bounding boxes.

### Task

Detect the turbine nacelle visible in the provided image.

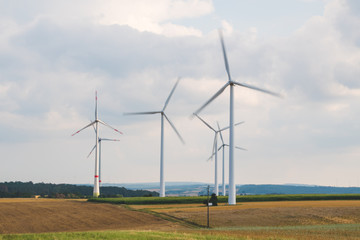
[195,114,244,160]
[72,91,123,198]
[123,78,184,197]
[193,29,281,205]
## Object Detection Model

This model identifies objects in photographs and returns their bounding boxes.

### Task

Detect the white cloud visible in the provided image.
[0,0,360,188]
[0,0,214,37]
[221,20,233,35]
[95,0,213,36]
[160,23,203,37]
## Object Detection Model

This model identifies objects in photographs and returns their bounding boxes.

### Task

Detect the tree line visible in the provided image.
[197,184,360,196]
[0,181,159,198]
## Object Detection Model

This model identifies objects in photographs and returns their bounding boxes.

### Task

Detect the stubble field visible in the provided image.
[135,200,360,239]
[141,200,360,227]
[0,198,183,234]
[1,198,360,239]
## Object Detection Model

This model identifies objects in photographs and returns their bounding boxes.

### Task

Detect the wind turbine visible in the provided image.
[124,78,184,197]
[193,30,281,205]
[72,91,123,197]
[87,137,121,185]
[215,122,246,196]
[195,114,243,196]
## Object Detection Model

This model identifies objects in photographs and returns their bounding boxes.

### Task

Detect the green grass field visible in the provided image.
[0,230,241,240]
[88,193,360,205]
[2,224,360,240]
[210,224,360,239]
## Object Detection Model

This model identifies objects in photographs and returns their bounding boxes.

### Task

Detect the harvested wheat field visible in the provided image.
[142,200,360,228]
[0,198,184,234]
[2,199,360,239]
[130,200,360,240]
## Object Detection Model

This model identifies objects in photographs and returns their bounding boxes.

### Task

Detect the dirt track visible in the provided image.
[0,199,184,234]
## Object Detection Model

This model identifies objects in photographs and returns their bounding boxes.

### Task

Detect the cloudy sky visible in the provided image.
[1,0,359,188]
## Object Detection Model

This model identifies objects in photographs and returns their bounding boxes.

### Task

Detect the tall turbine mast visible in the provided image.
[195,114,243,196]
[72,91,122,197]
[193,30,281,205]
[87,137,121,185]
[124,78,184,197]
[216,122,246,196]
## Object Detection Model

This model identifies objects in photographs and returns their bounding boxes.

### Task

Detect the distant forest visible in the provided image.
[237,184,360,195]
[196,184,360,196]
[0,181,159,198]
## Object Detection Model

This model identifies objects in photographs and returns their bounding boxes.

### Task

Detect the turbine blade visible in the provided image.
[218,121,245,132]
[91,120,96,133]
[163,114,185,144]
[207,153,214,161]
[98,120,123,134]
[218,125,229,132]
[124,111,162,115]
[235,146,247,151]
[87,145,96,158]
[163,77,181,111]
[100,138,120,141]
[194,114,215,132]
[211,134,217,157]
[217,122,225,145]
[71,121,96,136]
[219,29,231,82]
[223,143,246,151]
[232,81,282,98]
[207,141,221,161]
[235,121,245,127]
[193,82,229,116]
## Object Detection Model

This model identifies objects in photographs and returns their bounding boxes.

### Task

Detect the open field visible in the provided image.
[1,198,360,239]
[0,231,244,240]
[131,200,360,239]
[1,225,360,240]
[137,200,360,227]
[0,230,241,240]
[0,198,184,234]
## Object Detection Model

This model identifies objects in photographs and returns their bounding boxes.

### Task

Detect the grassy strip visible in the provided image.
[213,223,360,231]
[2,225,359,240]
[210,224,360,240]
[0,230,243,240]
[88,194,360,205]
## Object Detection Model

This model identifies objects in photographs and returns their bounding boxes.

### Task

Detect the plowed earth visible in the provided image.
[144,200,360,228]
[2,198,360,240]
[0,199,183,234]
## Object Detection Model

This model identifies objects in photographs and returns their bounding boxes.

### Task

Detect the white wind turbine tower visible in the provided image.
[216,122,246,196]
[87,137,121,185]
[193,30,281,205]
[72,91,123,197]
[195,114,243,196]
[124,78,184,197]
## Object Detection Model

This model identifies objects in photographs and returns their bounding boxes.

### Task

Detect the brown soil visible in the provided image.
[2,198,360,240]
[142,200,360,228]
[0,198,184,234]
[140,201,360,240]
